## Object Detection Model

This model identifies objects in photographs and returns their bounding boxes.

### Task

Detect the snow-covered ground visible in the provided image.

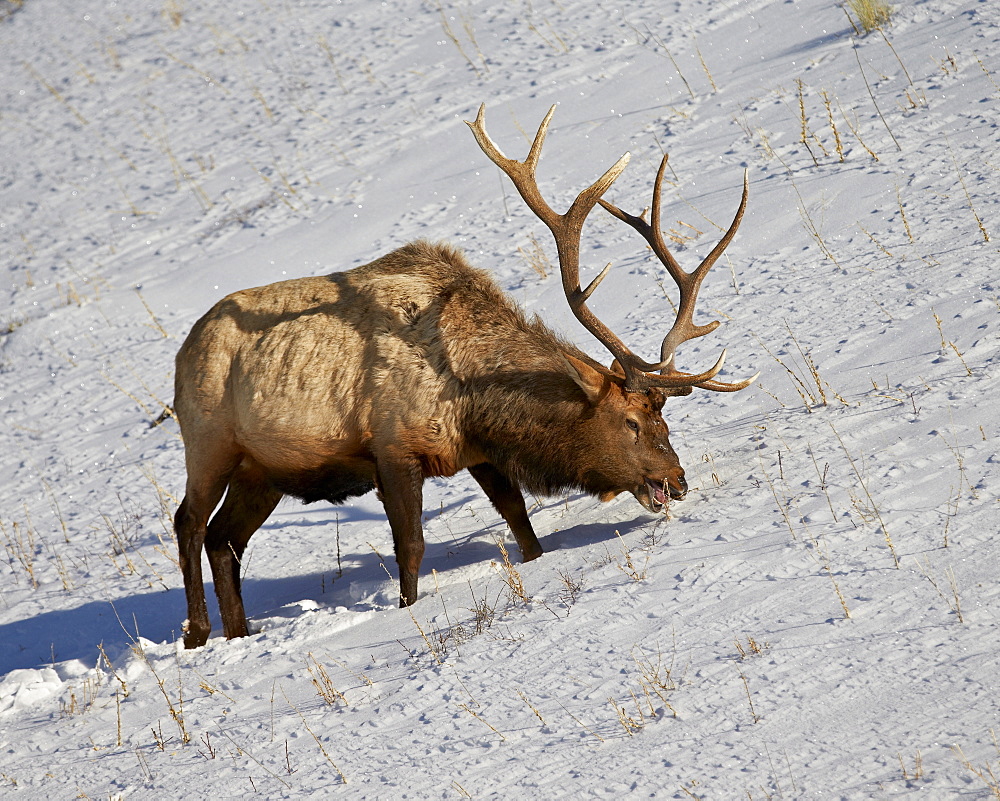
[2,0,999,796]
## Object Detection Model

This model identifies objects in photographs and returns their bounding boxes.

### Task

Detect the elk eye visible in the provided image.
[626,419,640,433]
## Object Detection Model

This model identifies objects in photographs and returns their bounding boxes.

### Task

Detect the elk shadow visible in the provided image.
[541,515,654,552]
[237,506,652,629]
[236,519,608,610]
[0,589,188,675]
[0,506,652,676]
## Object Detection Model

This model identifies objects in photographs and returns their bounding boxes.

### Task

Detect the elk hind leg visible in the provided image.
[176,446,242,649]
[468,463,543,562]
[205,459,282,640]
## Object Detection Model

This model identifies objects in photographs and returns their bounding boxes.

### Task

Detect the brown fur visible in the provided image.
[174,241,688,647]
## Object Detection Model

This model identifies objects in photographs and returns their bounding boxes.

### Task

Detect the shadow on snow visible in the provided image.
[0,512,654,675]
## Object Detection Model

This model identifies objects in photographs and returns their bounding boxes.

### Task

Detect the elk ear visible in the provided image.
[608,359,626,379]
[564,353,610,405]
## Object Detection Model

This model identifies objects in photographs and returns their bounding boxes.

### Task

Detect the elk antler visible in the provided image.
[466,104,756,394]
[599,154,759,393]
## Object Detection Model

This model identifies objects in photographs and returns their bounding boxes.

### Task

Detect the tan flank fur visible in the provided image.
[173,105,756,648]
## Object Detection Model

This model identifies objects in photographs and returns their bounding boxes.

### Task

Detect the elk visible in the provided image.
[173,104,756,648]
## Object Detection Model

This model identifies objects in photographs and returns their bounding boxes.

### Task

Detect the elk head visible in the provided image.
[466,104,757,511]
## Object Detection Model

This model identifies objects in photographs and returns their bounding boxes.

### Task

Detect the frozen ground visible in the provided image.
[1,0,999,797]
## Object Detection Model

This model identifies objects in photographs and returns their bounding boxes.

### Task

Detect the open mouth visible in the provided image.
[645,478,669,511]
[644,476,687,512]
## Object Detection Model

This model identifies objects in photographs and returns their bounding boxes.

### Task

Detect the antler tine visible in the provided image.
[600,154,686,286]
[696,370,760,393]
[665,168,749,351]
[664,168,752,391]
[466,104,561,228]
[466,104,670,376]
[600,157,755,393]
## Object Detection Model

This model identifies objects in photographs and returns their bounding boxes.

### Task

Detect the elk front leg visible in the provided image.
[375,452,425,607]
[467,463,543,562]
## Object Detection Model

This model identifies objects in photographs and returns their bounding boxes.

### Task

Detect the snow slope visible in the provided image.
[1,0,999,797]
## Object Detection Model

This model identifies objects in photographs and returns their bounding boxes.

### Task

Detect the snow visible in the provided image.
[1,0,999,797]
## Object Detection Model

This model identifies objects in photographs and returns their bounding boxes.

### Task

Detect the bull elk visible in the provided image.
[173,104,756,648]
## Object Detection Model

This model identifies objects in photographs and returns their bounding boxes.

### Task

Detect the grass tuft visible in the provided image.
[492,538,530,605]
[953,740,1000,798]
[517,232,552,278]
[307,653,349,706]
[846,0,893,35]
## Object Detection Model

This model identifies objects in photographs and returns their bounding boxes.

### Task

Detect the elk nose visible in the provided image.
[668,473,688,500]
